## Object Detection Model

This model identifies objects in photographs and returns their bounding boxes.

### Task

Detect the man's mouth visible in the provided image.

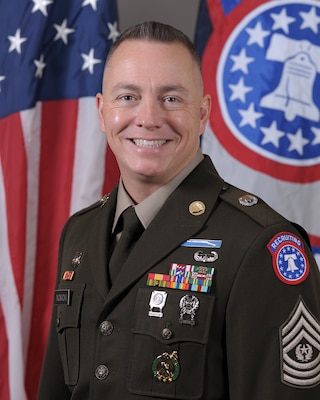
[132,139,167,148]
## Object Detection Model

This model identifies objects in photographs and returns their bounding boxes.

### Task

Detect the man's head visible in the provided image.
[96,21,211,201]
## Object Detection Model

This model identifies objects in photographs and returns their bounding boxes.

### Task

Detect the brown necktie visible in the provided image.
[109,206,144,283]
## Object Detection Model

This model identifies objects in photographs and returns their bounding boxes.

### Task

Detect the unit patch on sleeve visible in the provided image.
[267,232,309,285]
[280,297,320,388]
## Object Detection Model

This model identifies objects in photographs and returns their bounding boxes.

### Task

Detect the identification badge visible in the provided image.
[54,289,71,305]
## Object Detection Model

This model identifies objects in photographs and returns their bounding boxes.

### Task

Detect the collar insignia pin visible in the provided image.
[189,201,206,216]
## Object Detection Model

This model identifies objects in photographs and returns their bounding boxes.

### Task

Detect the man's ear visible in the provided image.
[96,93,106,133]
[199,94,212,134]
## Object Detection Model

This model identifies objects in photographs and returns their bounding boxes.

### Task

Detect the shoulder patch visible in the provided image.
[280,297,320,388]
[267,232,309,285]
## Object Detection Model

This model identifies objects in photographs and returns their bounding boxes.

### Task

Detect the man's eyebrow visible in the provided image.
[111,82,188,94]
[111,83,140,92]
[159,85,189,94]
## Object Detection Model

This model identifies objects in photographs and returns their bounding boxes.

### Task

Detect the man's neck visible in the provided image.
[121,177,168,204]
[120,150,204,204]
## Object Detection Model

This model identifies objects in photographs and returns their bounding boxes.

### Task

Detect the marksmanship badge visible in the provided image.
[179,294,199,326]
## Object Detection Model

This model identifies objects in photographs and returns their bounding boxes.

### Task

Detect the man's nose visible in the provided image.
[135,97,164,130]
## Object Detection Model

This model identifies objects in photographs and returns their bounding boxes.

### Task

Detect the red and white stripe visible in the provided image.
[0,97,119,399]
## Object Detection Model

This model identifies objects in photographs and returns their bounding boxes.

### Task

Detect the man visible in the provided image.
[38,21,320,399]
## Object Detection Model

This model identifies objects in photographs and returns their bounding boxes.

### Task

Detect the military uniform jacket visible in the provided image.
[38,156,320,399]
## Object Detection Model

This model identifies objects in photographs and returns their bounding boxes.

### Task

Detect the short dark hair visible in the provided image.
[105,21,201,69]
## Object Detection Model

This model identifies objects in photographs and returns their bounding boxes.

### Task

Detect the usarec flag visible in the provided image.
[0,1,119,399]
[196,0,320,267]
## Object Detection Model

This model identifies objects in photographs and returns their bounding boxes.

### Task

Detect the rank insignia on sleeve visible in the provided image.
[267,232,309,285]
[280,297,320,388]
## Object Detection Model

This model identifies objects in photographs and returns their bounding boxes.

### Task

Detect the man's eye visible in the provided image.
[120,95,134,101]
[164,96,178,103]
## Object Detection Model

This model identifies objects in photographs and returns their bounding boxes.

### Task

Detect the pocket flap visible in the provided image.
[55,283,85,332]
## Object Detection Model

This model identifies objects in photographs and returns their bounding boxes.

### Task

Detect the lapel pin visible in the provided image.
[189,201,206,216]
[72,252,83,267]
[100,194,110,207]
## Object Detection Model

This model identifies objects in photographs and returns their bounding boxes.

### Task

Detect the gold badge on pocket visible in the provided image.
[152,351,180,383]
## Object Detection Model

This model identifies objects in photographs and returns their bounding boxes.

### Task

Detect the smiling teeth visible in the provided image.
[133,139,167,148]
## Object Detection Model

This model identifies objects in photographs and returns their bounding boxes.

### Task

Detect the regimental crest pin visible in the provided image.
[280,297,320,388]
[72,252,83,267]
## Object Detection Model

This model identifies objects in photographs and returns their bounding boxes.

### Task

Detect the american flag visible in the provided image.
[0,1,119,399]
[196,0,320,267]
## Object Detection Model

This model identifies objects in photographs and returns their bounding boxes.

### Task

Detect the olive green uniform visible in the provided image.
[38,156,320,399]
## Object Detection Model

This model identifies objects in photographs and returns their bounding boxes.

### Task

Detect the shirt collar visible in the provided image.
[112,150,204,232]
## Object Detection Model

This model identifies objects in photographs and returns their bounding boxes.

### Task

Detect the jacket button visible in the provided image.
[95,364,109,380]
[99,320,114,336]
[56,318,60,327]
[161,327,173,340]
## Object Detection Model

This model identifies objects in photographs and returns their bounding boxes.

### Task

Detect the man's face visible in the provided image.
[97,39,211,188]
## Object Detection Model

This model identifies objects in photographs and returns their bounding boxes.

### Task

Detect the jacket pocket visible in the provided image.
[55,283,85,386]
[127,287,215,399]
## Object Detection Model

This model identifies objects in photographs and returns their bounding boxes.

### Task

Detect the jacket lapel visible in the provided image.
[86,187,118,299]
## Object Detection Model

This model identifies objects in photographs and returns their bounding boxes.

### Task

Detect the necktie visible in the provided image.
[109,206,144,283]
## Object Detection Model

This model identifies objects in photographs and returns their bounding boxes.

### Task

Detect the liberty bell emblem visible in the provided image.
[260,33,320,122]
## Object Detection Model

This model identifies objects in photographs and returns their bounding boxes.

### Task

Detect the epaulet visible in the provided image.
[71,193,111,217]
[219,183,284,227]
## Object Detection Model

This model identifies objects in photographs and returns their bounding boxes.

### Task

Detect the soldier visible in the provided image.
[38,21,320,399]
